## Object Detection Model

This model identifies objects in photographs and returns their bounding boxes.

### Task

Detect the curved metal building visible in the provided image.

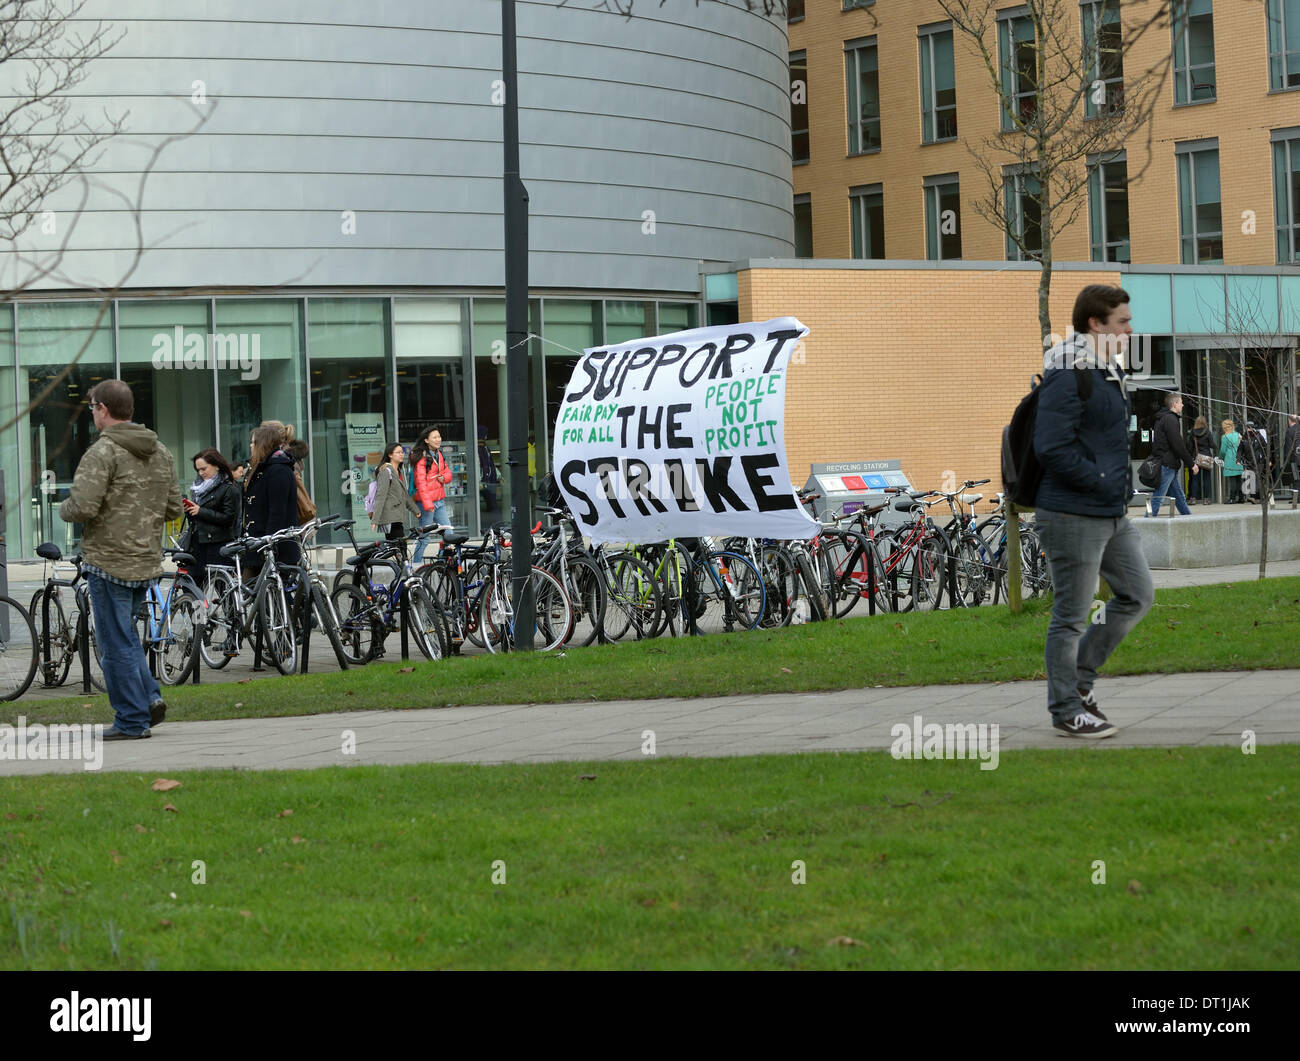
[21,0,794,293]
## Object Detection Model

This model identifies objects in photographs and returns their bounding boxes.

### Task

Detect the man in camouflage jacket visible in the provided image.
[61,380,184,739]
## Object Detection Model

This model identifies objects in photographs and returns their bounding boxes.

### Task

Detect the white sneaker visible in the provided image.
[1053,711,1118,739]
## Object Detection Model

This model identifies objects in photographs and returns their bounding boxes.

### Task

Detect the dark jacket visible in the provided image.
[1151,408,1196,470]
[1033,363,1133,517]
[1190,427,1215,460]
[1284,423,1299,467]
[187,476,241,545]
[243,450,299,563]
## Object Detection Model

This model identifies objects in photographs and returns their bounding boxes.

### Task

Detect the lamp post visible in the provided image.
[502,0,534,648]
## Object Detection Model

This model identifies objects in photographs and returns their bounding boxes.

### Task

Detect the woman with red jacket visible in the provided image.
[410,425,453,563]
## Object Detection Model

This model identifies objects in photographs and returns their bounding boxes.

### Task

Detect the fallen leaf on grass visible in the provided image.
[827,936,865,947]
[151,778,181,792]
[780,667,792,674]
[345,690,354,696]
[237,678,252,684]
[1127,880,1142,894]
[398,666,415,673]
[234,702,244,708]
[578,774,597,781]
[640,899,657,907]
[291,835,305,844]
[133,824,147,833]
[109,850,123,865]
[163,803,179,813]
[159,919,173,929]
[240,910,252,918]
[276,808,294,818]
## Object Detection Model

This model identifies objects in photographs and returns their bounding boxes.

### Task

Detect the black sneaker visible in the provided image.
[1078,689,1108,721]
[103,727,151,741]
[150,700,167,728]
[1053,711,1118,739]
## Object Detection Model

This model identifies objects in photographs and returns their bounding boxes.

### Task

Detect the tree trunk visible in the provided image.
[1007,500,1023,613]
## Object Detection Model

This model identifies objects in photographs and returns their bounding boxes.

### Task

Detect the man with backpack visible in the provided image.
[1147,393,1198,516]
[1032,285,1154,738]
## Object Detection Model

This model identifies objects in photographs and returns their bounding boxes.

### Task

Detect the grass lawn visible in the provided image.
[2,747,1296,970]
[7,577,1298,727]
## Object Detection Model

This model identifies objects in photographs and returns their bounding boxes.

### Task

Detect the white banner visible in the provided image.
[552,317,820,545]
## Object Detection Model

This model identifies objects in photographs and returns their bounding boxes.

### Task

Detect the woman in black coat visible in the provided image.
[242,421,300,568]
[181,448,242,584]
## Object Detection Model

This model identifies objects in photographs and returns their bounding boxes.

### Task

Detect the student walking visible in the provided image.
[1148,394,1198,517]
[370,442,421,556]
[59,380,184,739]
[1034,285,1154,739]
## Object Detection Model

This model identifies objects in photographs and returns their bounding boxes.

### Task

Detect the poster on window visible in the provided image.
[344,413,386,524]
[551,317,819,545]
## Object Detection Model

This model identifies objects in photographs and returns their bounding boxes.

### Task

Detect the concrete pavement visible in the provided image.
[3,667,1295,776]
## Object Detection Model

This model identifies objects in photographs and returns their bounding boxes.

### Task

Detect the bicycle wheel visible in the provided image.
[950,535,990,608]
[794,551,829,622]
[913,529,949,611]
[35,588,76,687]
[602,553,663,641]
[687,552,765,634]
[481,567,574,652]
[876,531,913,613]
[158,592,201,685]
[755,545,797,627]
[200,570,238,669]
[1020,526,1052,598]
[311,582,351,670]
[256,576,298,676]
[331,584,382,664]
[0,595,39,701]
[818,533,859,619]
[563,555,606,647]
[404,582,448,662]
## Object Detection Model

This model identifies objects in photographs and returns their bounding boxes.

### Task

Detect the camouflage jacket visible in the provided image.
[60,423,185,582]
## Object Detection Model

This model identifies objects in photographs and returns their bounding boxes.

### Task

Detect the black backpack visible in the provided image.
[1001,369,1093,509]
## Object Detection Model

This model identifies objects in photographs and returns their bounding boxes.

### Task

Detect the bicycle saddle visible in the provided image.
[170,552,196,567]
[442,529,469,546]
[893,498,920,512]
[36,542,63,561]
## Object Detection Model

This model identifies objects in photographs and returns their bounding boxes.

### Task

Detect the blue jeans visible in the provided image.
[1150,464,1191,516]
[1034,510,1154,722]
[412,500,448,564]
[86,574,162,735]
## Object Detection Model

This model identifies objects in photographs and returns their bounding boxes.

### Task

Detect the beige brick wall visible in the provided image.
[741,265,1122,493]
[790,0,1292,266]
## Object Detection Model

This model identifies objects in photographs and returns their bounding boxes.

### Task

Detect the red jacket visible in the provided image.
[413,450,452,509]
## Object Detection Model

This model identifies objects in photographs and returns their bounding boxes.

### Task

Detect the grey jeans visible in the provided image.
[1034,509,1154,721]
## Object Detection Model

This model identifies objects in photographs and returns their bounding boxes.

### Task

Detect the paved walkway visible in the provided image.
[3,668,1295,776]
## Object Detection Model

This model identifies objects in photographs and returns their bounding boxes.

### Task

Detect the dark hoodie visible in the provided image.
[60,422,184,582]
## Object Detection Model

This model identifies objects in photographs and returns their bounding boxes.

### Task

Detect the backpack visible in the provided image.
[364,477,378,515]
[1001,369,1093,509]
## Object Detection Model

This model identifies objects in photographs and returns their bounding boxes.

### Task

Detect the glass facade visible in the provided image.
[790,50,809,164]
[924,175,962,260]
[1088,155,1131,262]
[1004,168,1043,261]
[0,294,702,557]
[998,11,1037,131]
[1177,144,1224,264]
[1275,131,1300,263]
[1082,0,1124,117]
[1268,0,1300,90]
[850,184,885,259]
[919,23,957,143]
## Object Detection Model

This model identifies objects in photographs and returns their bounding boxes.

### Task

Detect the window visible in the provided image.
[843,0,874,9]
[924,174,962,260]
[919,23,958,142]
[794,193,813,258]
[790,50,809,164]
[850,184,884,259]
[788,0,805,20]
[1003,166,1042,260]
[1274,128,1300,262]
[846,37,881,154]
[1176,141,1223,263]
[1087,153,1130,262]
[1267,0,1300,90]
[1172,0,1216,104]
[998,10,1037,130]
[1082,0,1124,116]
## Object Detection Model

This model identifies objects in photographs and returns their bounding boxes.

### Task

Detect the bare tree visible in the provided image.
[935,0,1175,340]
[1202,285,1300,578]
[0,0,126,253]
